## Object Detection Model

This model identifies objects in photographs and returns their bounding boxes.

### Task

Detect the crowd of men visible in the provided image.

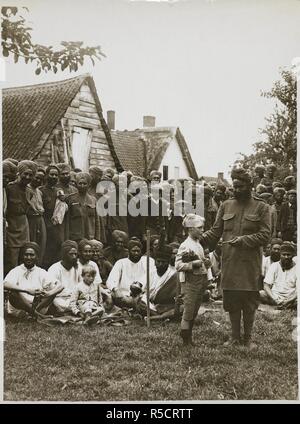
[2,158,297,346]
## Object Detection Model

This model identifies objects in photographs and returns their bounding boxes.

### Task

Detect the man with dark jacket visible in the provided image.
[200,168,271,349]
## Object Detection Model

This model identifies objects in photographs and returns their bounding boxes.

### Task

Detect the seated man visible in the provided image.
[260,242,297,309]
[106,239,155,309]
[89,239,113,285]
[262,238,282,278]
[4,242,62,318]
[103,230,128,265]
[47,240,81,314]
[138,244,182,319]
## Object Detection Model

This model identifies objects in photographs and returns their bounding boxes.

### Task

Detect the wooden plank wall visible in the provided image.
[35,82,116,170]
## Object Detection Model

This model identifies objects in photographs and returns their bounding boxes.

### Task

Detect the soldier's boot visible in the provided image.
[243,310,257,350]
[224,310,241,347]
[180,329,191,347]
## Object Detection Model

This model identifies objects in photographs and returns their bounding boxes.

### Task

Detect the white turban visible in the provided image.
[183,213,205,228]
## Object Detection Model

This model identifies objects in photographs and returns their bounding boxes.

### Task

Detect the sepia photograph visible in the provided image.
[1,0,299,403]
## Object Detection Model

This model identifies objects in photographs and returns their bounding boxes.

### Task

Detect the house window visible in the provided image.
[163,165,169,181]
[71,127,92,171]
[174,166,180,179]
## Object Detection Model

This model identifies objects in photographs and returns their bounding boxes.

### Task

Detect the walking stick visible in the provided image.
[146,229,151,328]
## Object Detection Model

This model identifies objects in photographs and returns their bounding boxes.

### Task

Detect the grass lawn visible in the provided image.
[4,306,298,401]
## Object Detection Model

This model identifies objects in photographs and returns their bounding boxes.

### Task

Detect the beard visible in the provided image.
[234,190,251,201]
[281,258,293,270]
[270,252,280,262]
[129,255,141,263]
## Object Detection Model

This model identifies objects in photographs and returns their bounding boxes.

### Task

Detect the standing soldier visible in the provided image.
[200,168,270,349]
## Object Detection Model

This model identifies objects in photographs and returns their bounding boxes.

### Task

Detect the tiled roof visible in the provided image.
[201,176,230,186]
[110,127,198,179]
[111,131,146,176]
[2,74,122,171]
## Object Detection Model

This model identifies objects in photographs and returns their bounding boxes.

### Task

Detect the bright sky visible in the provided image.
[2,0,300,179]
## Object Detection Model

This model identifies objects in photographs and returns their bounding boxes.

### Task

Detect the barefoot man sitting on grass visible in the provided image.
[260,241,297,310]
[4,242,63,318]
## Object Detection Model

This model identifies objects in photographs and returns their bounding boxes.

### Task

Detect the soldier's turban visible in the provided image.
[270,238,282,247]
[61,240,78,254]
[280,242,295,255]
[89,239,104,250]
[128,239,142,250]
[150,170,162,179]
[56,163,71,173]
[112,230,128,242]
[89,166,103,178]
[3,160,17,176]
[78,239,93,253]
[22,241,40,256]
[17,160,38,175]
[46,164,60,174]
[231,168,252,185]
[155,244,173,261]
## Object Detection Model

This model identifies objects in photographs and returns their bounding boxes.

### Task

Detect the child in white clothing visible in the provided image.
[70,265,104,324]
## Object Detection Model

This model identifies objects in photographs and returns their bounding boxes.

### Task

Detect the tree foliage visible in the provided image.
[233,69,297,180]
[1,6,106,75]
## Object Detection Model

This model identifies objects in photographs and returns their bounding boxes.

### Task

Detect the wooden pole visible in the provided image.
[60,119,69,164]
[146,229,151,328]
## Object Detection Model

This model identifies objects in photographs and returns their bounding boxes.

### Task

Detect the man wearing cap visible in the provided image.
[48,240,82,314]
[260,242,297,309]
[252,165,266,190]
[4,242,62,318]
[175,214,212,346]
[106,239,156,309]
[200,168,271,349]
[279,189,297,242]
[5,160,37,272]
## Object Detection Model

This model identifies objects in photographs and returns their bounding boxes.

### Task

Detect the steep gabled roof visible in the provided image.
[110,131,146,176]
[201,175,230,187]
[110,126,198,179]
[2,74,122,170]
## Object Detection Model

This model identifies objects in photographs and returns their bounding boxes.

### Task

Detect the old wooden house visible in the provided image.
[110,115,198,180]
[3,74,122,171]
[3,74,199,181]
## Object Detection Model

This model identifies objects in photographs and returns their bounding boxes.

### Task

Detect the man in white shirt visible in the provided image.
[106,239,155,308]
[260,242,297,309]
[48,240,81,313]
[4,242,62,317]
[261,238,282,279]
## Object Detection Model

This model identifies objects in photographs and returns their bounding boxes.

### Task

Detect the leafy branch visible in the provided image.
[1,6,106,74]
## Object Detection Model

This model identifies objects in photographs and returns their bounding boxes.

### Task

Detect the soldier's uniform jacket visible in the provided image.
[202,195,271,291]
